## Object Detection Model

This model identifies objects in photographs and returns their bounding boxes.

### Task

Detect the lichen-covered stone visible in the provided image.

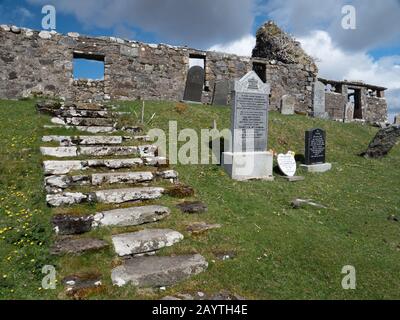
[92,187,164,204]
[111,229,183,256]
[93,205,170,227]
[111,254,208,287]
[51,237,108,255]
[91,171,154,186]
[46,192,88,207]
[176,201,207,213]
[361,125,400,158]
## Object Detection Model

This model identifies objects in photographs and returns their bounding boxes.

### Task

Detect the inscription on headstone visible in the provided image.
[305,128,326,165]
[277,152,297,177]
[232,71,270,152]
[313,81,328,119]
[183,66,204,103]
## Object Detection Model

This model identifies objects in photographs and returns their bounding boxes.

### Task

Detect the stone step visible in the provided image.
[51,117,116,127]
[40,145,157,158]
[111,254,208,287]
[46,187,165,207]
[93,187,165,204]
[93,205,170,228]
[43,124,117,134]
[51,237,108,255]
[112,229,184,256]
[43,157,167,175]
[42,135,126,146]
[45,171,176,193]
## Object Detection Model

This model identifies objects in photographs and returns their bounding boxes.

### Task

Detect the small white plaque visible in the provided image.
[277,152,297,177]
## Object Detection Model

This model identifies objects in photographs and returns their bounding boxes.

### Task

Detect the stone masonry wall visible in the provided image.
[365,97,388,123]
[325,92,346,120]
[0,25,314,114]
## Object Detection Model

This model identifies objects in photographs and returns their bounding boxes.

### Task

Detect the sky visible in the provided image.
[0,0,399,120]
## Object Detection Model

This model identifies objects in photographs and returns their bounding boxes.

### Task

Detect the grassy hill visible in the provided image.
[0,99,399,300]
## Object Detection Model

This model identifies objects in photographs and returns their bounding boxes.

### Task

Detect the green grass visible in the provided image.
[1,98,400,300]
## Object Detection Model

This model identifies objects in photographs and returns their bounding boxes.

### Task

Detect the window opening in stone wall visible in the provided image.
[73,52,105,80]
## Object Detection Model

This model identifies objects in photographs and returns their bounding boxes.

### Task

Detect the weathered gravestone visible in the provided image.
[222,71,273,181]
[212,80,231,106]
[183,66,205,103]
[344,102,354,122]
[313,81,329,119]
[300,128,332,173]
[280,95,295,115]
[394,115,400,125]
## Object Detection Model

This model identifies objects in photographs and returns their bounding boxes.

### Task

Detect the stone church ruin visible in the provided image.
[0,21,388,123]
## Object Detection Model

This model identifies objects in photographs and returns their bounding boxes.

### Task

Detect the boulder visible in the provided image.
[361,125,400,158]
[111,254,208,287]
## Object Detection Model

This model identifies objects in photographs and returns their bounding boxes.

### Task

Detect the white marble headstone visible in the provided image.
[277,152,297,177]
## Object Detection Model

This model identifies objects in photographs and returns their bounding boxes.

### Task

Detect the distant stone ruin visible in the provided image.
[0,21,387,122]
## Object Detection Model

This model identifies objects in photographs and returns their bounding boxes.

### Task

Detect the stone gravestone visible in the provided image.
[183,66,205,103]
[344,102,354,122]
[300,128,332,173]
[212,80,230,106]
[313,81,329,119]
[277,152,297,177]
[222,71,273,181]
[394,114,400,125]
[280,95,295,115]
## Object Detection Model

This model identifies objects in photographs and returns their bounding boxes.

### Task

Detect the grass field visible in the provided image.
[0,99,399,300]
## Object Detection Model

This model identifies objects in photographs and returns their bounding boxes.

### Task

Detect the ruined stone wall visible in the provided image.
[0,26,314,113]
[364,97,388,122]
[325,92,346,120]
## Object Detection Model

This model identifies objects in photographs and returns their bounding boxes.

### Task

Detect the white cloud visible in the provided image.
[208,34,256,57]
[298,31,400,121]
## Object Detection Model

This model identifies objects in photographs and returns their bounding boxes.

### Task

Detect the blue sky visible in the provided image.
[0,0,399,119]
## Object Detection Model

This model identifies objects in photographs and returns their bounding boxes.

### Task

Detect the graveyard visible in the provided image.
[0,6,400,302]
[0,96,400,300]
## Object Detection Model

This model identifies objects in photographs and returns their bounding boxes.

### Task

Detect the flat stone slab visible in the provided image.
[51,237,108,255]
[91,172,154,186]
[112,229,184,256]
[43,158,164,175]
[186,222,222,234]
[93,187,165,204]
[300,163,332,173]
[281,176,305,182]
[176,201,208,214]
[93,205,170,227]
[52,214,94,235]
[42,135,124,146]
[291,198,327,209]
[47,192,88,207]
[64,117,116,127]
[111,254,208,287]
[44,125,116,133]
[41,147,78,158]
[41,145,157,158]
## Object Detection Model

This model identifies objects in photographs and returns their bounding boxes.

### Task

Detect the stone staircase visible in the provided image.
[38,101,208,293]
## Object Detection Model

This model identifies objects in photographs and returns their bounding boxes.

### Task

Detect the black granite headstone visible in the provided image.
[183,66,204,102]
[305,128,326,165]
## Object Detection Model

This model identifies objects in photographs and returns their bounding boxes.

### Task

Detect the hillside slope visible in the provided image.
[0,99,399,300]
